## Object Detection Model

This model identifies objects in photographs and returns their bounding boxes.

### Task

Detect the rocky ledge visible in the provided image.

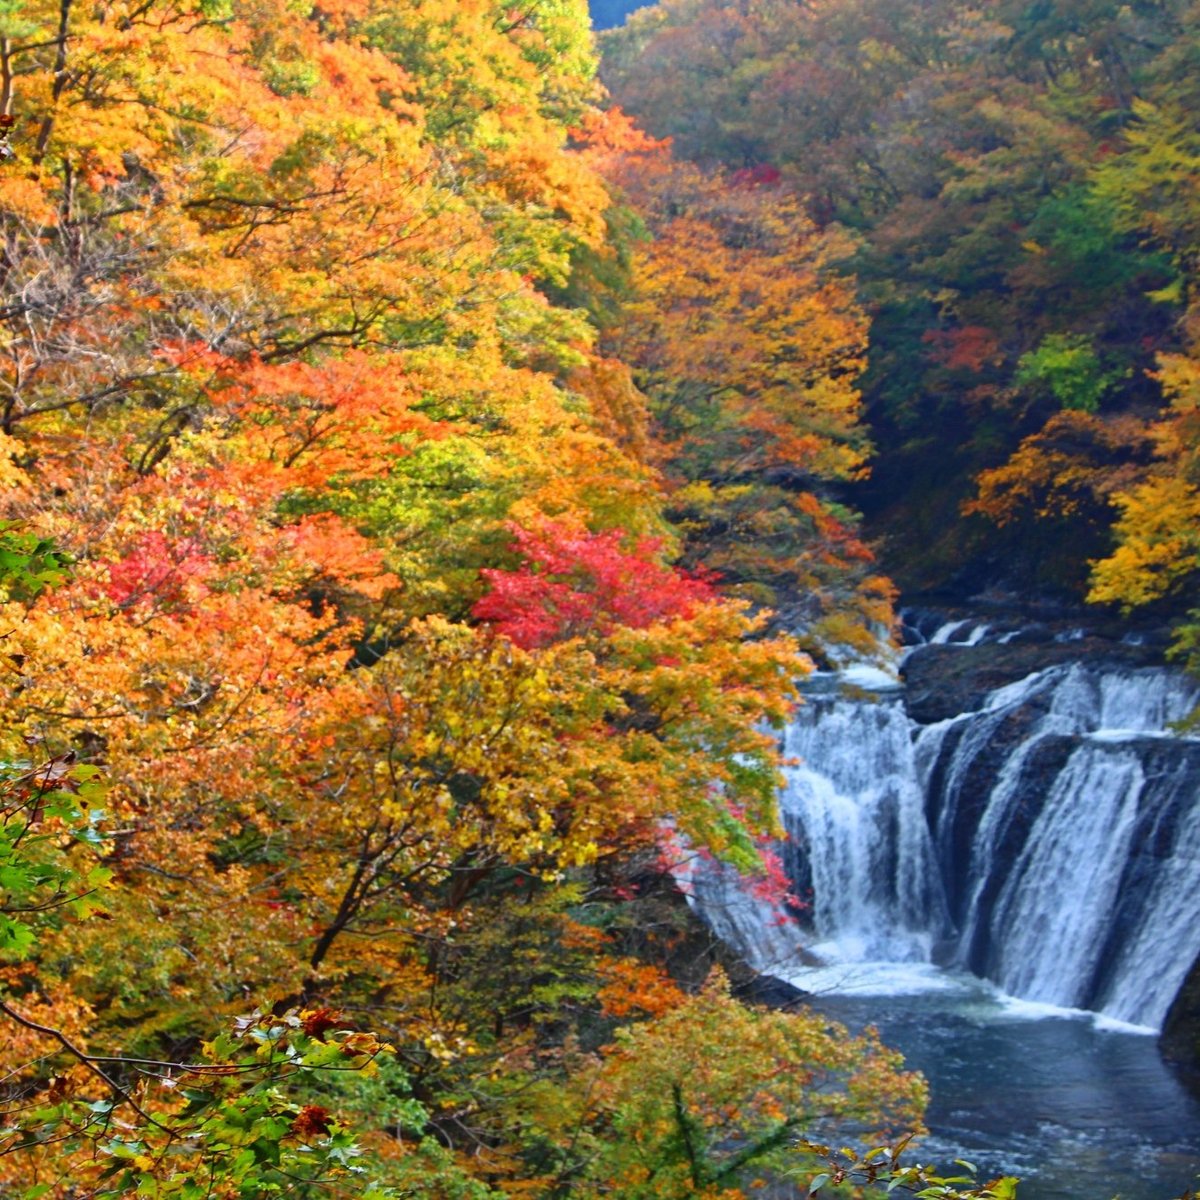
[901,636,1166,725]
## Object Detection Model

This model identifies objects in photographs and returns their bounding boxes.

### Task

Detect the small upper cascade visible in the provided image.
[930,618,974,645]
[901,609,1012,651]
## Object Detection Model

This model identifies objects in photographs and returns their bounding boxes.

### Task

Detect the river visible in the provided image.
[806,968,1200,1200]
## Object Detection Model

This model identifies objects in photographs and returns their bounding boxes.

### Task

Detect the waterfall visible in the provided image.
[777,695,946,962]
[681,855,811,978]
[693,631,1200,1031]
[1098,763,1200,1025]
[987,745,1145,1006]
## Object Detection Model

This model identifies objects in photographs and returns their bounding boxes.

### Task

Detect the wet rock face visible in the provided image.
[942,733,1081,971]
[1152,740,1200,1090]
[902,639,1162,724]
[1163,956,1200,1087]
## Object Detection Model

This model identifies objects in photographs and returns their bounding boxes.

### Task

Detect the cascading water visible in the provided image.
[925,659,1200,1027]
[688,615,1200,1200]
[986,745,1145,1007]
[694,619,1200,1031]
[776,692,947,963]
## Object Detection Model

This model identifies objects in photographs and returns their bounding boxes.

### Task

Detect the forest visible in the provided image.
[0,0,1197,1195]
[602,0,1200,629]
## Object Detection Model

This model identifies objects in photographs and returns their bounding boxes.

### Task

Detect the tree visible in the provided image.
[0,0,957,1194]
[1089,355,1200,628]
[600,0,1187,598]
[0,525,403,1198]
[501,973,928,1199]
[585,133,893,658]
[473,517,716,648]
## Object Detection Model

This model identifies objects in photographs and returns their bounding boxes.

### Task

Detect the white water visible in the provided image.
[1098,759,1200,1025]
[988,747,1144,1006]
[683,855,810,977]
[779,696,944,962]
[695,643,1200,1030]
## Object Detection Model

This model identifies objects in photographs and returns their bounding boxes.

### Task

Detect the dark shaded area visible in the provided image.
[599,0,1198,608]
[1164,955,1200,1087]
[607,858,806,1004]
[902,637,1163,725]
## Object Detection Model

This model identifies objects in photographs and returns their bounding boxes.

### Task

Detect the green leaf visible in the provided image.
[0,916,36,958]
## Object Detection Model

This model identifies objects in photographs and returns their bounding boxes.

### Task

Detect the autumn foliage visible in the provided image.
[0,0,931,1194]
[600,0,1200,612]
[474,518,716,647]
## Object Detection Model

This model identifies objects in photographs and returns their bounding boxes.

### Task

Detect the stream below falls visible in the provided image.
[809,970,1200,1200]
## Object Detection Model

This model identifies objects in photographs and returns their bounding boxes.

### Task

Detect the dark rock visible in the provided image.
[957,734,1079,971]
[1162,951,1200,1096]
[1008,623,1054,645]
[902,638,1164,725]
[1094,739,1200,1016]
[732,972,808,1009]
